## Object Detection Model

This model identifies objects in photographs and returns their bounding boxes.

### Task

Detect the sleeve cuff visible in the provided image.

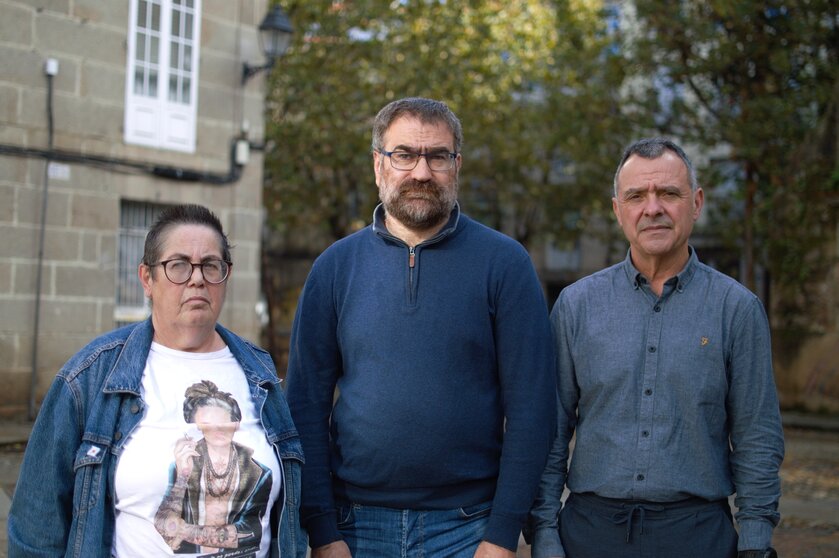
[482,512,524,552]
[532,526,565,558]
[737,518,775,551]
[305,512,342,549]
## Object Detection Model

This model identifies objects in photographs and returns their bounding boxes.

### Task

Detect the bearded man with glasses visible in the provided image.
[286,97,556,558]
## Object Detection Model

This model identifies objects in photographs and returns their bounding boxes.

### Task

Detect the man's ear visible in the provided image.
[693,187,705,221]
[612,197,622,227]
[373,150,383,186]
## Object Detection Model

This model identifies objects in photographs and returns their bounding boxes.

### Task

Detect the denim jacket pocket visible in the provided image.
[72,442,107,514]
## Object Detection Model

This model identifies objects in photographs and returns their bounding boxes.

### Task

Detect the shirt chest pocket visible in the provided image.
[664,326,729,405]
[72,442,108,514]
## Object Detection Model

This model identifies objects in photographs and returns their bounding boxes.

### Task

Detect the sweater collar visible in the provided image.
[372,202,462,247]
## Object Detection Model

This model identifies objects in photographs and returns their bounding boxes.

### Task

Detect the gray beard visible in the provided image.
[382,180,457,230]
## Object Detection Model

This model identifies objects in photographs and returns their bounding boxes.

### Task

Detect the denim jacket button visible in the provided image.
[114,431,122,441]
[130,404,140,414]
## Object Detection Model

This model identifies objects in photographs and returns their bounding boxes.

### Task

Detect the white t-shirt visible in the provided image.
[113,342,282,558]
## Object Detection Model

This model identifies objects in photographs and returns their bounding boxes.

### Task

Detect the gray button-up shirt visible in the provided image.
[530,248,784,557]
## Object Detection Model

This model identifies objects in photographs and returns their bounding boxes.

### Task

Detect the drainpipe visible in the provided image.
[29,58,58,420]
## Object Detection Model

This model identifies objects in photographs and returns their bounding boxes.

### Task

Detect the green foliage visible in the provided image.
[263,0,838,329]
[628,0,838,328]
[264,0,627,249]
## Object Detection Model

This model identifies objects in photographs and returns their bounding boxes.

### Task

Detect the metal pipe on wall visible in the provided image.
[28,59,58,420]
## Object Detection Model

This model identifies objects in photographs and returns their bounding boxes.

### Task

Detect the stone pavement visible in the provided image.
[0,421,31,557]
[2,414,839,557]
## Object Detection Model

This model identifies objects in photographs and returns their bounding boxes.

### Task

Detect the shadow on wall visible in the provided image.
[774,330,839,414]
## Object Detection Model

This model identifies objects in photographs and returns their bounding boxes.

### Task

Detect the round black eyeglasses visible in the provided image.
[149,258,232,284]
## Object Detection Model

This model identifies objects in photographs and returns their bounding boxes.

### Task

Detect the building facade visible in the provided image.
[0,0,275,418]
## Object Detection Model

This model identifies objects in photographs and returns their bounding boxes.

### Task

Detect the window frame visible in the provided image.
[124,0,202,153]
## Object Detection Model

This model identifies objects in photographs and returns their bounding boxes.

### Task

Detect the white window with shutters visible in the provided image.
[124,0,201,152]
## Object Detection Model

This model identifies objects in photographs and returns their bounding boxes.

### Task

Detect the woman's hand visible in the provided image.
[174,434,199,479]
[155,514,187,550]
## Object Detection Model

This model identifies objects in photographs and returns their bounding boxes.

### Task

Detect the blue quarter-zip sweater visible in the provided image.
[286,204,557,552]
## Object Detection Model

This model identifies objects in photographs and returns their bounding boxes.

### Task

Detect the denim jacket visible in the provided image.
[8,319,307,558]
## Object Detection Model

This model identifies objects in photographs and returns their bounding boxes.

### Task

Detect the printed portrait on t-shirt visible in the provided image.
[153,380,273,556]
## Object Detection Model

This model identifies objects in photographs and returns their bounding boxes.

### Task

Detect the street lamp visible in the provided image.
[242,5,294,84]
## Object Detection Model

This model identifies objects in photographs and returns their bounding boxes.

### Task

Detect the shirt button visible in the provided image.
[654,305,661,312]
[642,430,650,437]
[644,389,653,396]
[636,474,645,481]
[648,346,656,353]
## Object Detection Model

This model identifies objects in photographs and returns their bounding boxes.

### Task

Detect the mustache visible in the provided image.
[639,218,672,230]
[399,179,440,193]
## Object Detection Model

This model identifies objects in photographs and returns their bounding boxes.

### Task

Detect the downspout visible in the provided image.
[29,59,58,420]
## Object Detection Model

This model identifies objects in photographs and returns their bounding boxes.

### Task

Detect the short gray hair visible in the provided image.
[613,137,698,197]
[143,204,231,268]
[371,97,463,153]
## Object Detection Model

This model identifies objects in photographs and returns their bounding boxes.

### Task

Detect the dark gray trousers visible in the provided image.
[559,492,738,558]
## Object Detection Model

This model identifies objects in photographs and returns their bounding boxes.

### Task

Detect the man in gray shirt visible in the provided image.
[529,137,784,558]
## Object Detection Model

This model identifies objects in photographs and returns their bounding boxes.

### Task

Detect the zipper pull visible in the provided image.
[409,247,415,268]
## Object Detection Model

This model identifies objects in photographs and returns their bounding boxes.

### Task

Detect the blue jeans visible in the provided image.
[336,501,492,557]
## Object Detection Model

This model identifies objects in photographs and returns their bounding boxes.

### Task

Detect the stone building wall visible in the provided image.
[0,0,273,417]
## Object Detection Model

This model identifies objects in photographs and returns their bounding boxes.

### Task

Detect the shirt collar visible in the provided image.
[622,246,699,293]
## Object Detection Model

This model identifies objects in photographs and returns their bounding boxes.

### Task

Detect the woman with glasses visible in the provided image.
[9,204,305,558]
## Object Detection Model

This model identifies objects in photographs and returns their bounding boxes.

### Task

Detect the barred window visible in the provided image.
[116,200,170,326]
